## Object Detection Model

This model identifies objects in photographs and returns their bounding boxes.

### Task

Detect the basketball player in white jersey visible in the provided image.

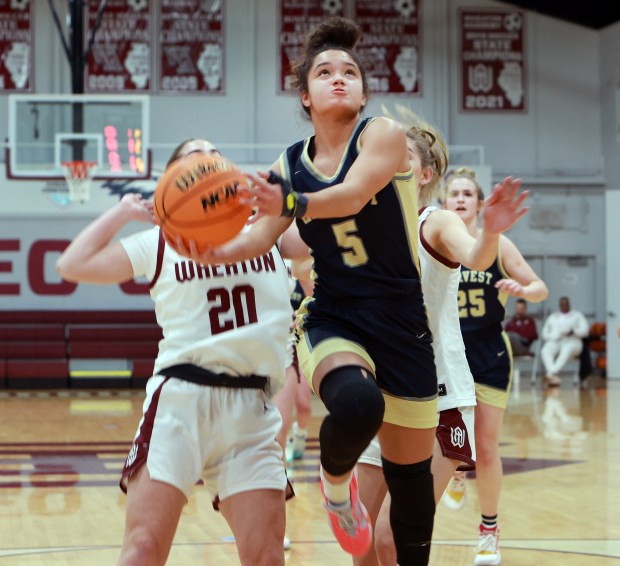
[354,109,529,566]
[56,139,295,566]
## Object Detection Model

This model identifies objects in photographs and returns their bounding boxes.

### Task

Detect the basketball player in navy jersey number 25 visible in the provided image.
[176,17,529,566]
[56,139,296,566]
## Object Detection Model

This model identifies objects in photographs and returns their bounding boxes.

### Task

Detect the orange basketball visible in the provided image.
[153,153,252,249]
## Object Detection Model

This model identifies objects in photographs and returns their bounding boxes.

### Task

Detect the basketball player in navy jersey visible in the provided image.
[56,138,297,566]
[442,168,548,566]
[354,109,529,566]
[174,18,531,566]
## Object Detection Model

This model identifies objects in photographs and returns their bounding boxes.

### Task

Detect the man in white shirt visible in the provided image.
[541,296,589,386]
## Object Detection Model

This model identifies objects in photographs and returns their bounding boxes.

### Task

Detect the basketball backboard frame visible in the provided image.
[7,93,151,180]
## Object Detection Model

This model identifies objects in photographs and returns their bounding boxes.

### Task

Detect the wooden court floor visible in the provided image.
[0,379,619,565]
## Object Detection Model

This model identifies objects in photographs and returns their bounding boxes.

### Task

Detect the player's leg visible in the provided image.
[292,375,312,459]
[378,423,436,566]
[473,400,505,565]
[274,363,299,453]
[119,466,187,565]
[355,438,389,566]
[219,489,286,566]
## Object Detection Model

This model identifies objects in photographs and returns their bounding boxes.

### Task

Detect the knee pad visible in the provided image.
[382,457,435,566]
[318,365,384,476]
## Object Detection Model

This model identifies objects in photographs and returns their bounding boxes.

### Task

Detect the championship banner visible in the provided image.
[159,0,224,94]
[278,0,344,93]
[460,9,526,112]
[0,0,32,92]
[354,0,421,94]
[85,0,151,92]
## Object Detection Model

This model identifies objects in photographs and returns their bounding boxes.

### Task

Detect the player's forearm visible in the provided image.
[520,279,549,303]
[461,229,500,271]
[56,201,134,279]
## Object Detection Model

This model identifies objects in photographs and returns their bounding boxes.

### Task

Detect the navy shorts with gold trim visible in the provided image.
[462,328,513,409]
[296,296,438,429]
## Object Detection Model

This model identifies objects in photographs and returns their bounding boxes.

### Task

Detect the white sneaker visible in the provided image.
[474,525,501,565]
[291,421,307,460]
[283,535,291,550]
[442,471,466,510]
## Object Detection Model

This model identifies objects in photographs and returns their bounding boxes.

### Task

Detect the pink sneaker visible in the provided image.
[320,469,372,556]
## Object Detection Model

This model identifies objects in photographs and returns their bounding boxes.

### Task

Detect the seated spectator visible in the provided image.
[541,296,589,386]
[505,298,538,356]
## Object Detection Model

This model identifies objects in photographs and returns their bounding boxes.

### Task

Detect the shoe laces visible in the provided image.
[328,502,365,536]
[477,530,498,553]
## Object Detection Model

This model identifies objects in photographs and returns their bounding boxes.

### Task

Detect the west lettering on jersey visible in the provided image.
[460,270,493,285]
[175,252,277,283]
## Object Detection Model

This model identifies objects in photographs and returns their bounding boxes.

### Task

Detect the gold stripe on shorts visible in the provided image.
[297,333,376,395]
[382,392,438,429]
[475,382,510,409]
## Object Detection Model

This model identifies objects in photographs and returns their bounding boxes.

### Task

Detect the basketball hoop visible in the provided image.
[62,160,98,203]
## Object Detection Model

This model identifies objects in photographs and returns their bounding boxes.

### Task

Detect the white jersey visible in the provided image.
[419,207,476,411]
[120,227,293,388]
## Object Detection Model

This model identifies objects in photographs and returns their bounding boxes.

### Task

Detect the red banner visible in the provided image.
[0,0,32,92]
[278,0,344,93]
[354,0,421,94]
[460,9,526,112]
[85,0,151,92]
[159,0,224,94]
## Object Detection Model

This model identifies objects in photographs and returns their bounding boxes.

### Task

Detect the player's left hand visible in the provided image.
[481,177,529,234]
[243,172,284,222]
[495,277,525,297]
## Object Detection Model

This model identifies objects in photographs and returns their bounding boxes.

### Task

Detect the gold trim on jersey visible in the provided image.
[382,391,438,429]
[392,170,422,273]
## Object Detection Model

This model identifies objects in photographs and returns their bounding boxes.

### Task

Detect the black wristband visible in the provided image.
[267,170,308,218]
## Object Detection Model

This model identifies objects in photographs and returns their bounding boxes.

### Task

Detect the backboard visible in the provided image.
[7,94,151,179]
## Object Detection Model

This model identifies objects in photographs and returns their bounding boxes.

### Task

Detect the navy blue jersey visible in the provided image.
[458,252,508,334]
[276,117,422,303]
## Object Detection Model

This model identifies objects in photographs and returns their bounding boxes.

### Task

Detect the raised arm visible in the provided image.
[172,214,293,266]
[248,118,410,220]
[56,193,155,284]
[426,177,528,271]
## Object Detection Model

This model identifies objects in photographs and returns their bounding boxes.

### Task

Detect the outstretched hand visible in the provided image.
[241,172,284,223]
[121,193,156,225]
[480,177,529,234]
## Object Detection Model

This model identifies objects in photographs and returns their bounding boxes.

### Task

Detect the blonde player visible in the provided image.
[354,109,529,566]
[56,138,294,566]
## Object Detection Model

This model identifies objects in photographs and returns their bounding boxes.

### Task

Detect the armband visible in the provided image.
[267,170,309,218]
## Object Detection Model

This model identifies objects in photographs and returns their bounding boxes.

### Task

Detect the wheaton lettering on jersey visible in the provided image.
[174,252,277,282]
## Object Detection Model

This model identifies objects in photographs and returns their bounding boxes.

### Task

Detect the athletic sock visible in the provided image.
[481,514,498,530]
[320,466,351,506]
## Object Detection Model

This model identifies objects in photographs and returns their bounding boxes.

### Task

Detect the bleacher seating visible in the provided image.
[0,311,160,389]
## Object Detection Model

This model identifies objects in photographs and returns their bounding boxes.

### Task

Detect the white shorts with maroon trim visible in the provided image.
[120,376,286,501]
[358,406,476,471]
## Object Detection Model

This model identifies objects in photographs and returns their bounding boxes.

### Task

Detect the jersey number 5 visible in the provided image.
[458,288,486,318]
[332,219,369,267]
[208,285,257,334]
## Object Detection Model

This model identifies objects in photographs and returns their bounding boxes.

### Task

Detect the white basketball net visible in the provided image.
[62,161,98,203]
